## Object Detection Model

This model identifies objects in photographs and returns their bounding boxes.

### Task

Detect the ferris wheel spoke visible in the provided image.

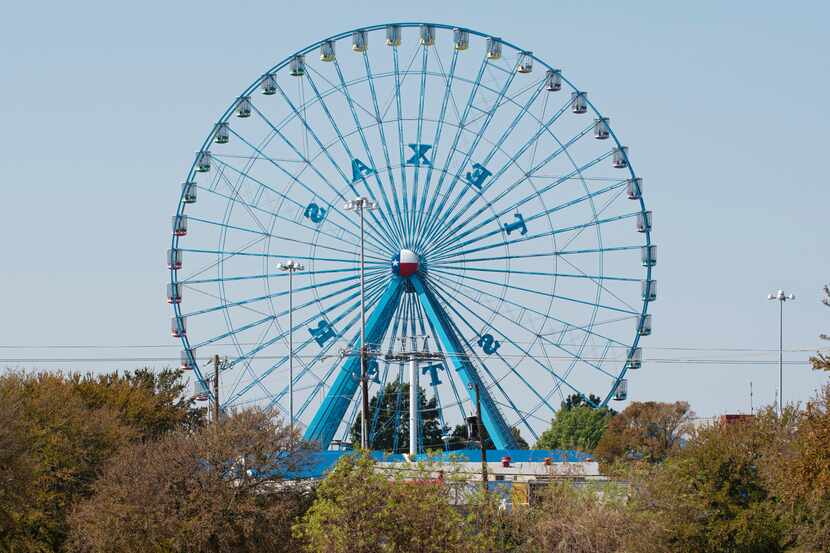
[426,274,593,387]
[428,177,628,259]
[390,48,413,247]
[437,245,643,266]
[181,269,380,320]
[555,245,642,315]
[425,270,632,351]
[429,264,639,283]
[179,266,360,286]
[428,210,640,265]
[177,247,375,266]
[410,55,489,251]
[308,64,405,249]
[424,278,547,441]
[229,275,390,407]
[188,215,388,262]
[416,74,545,251]
[428,266,637,316]
[307,65,402,248]
[211,140,391,256]
[405,46,431,249]
[426,272,626,377]
[359,56,408,246]
[206,167,388,260]
[415,59,520,251]
[412,47,459,248]
[245,100,400,254]
[418,91,574,251]
[425,119,600,254]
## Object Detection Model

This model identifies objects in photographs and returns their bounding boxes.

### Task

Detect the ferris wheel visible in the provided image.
[168,22,655,451]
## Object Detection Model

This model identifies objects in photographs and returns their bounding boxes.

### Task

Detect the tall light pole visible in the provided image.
[344,197,377,449]
[279,259,304,435]
[768,289,795,415]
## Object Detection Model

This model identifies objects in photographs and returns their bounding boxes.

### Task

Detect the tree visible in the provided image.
[0,376,33,543]
[0,369,203,552]
[68,408,313,553]
[561,393,604,410]
[350,381,447,452]
[811,284,830,371]
[446,422,529,450]
[629,410,791,553]
[763,385,830,550]
[526,481,637,553]
[71,367,203,439]
[595,401,693,464]
[534,404,614,452]
[294,453,466,553]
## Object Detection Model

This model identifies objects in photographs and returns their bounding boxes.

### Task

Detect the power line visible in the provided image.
[0,342,823,353]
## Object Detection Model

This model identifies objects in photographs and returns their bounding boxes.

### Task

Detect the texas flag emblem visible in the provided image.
[392,249,419,278]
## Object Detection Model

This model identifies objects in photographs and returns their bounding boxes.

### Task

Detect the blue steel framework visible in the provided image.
[169,23,654,451]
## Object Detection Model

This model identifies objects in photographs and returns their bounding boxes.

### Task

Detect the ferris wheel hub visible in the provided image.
[392,249,419,278]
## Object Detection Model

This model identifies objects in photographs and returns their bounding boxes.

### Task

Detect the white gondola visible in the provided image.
[626,177,642,200]
[352,30,368,52]
[638,314,652,336]
[261,74,277,95]
[289,55,305,76]
[171,316,187,337]
[486,37,502,59]
[167,283,182,304]
[193,378,209,401]
[545,69,562,91]
[182,181,197,204]
[614,379,628,401]
[642,280,657,301]
[636,210,652,233]
[612,146,629,168]
[320,40,336,62]
[172,214,188,236]
[214,122,229,144]
[236,96,252,118]
[385,25,401,46]
[626,348,642,370]
[571,91,587,113]
[594,117,610,139]
[517,52,533,73]
[167,248,183,270]
[419,24,434,46]
[180,349,193,370]
[641,245,656,267]
[453,28,469,51]
[196,150,210,172]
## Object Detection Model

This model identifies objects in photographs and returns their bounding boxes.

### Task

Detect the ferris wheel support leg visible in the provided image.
[303,278,404,449]
[410,275,517,450]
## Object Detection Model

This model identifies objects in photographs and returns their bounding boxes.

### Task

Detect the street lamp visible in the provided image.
[344,197,378,449]
[279,259,304,435]
[767,289,795,415]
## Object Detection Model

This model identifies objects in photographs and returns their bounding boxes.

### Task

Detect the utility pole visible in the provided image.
[386,336,443,457]
[344,197,377,449]
[212,353,220,424]
[767,289,795,416]
[278,260,304,436]
[473,383,488,493]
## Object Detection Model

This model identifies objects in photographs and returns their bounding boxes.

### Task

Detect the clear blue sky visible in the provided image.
[1,0,828,418]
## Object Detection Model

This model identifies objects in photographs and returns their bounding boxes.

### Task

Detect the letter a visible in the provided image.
[351,158,375,183]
